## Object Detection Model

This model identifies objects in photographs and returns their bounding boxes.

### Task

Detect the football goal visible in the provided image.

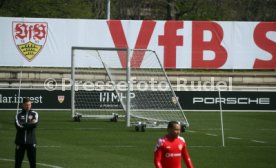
[71,47,189,129]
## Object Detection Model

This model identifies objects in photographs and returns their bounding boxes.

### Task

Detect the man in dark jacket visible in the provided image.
[15,97,39,168]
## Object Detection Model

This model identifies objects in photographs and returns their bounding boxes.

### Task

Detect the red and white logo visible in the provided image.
[12,22,48,61]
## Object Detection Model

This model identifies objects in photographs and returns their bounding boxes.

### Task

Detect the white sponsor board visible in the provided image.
[1,17,275,69]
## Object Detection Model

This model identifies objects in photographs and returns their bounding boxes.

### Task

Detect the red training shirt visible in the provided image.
[154,135,194,168]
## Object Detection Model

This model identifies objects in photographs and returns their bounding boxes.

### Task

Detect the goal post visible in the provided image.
[71,47,189,128]
[126,49,189,128]
[71,47,127,121]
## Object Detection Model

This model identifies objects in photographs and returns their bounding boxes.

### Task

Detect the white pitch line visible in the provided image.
[0,158,63,168]
[251,140,267,144]
[205,133,218,137]
[228,137,242,140]
[187,129,269,145]
[186,130,198,133]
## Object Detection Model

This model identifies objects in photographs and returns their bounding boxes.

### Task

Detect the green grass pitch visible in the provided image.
[0,111,276,168]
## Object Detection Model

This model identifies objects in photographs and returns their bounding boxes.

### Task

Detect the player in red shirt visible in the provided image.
[154,121,194,168]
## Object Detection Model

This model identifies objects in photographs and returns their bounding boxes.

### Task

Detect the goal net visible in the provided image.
[71,47,189,127]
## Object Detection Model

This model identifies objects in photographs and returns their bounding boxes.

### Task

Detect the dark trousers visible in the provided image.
[15,144,36,168]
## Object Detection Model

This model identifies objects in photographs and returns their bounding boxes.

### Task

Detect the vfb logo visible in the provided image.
[13,22,48,61]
